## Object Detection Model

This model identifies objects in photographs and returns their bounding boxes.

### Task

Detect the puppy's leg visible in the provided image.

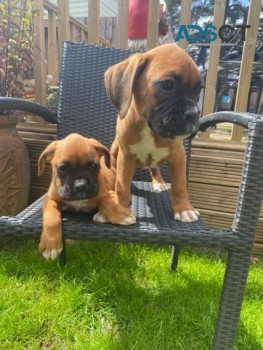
[115,149,136,207]
[39,197,63,260]
[168,146,199,222]
[93,191,136,225]
[110,137,119,159]
[149,167,171,192]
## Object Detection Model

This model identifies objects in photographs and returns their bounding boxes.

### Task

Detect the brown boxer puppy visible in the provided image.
[105,43,201,223]
[38,133,135,260]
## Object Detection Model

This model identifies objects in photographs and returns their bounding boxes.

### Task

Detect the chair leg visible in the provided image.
[212,250,251,350]
[170,245,181,271]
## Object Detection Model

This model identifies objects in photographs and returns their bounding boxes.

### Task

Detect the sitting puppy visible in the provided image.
[105,43,201,223]
[38,133,135,260]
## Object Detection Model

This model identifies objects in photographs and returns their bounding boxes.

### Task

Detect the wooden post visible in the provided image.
[117,0,129,48]
[33,0,46,105]
[147,0,159,50]
[177,1,192,50]
[201,0,226,138]
[231,0,261,141]
[88,0,100,44]
[84,29,89,43]
[48,9,58,84]
[70,23,76,41]
[57,0,70,70]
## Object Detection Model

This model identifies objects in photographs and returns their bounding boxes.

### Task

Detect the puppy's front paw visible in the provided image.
[38,235,63,260]
[93,211,136,225]
[120,212,136,225]
[174,210,200,223]
[153,183,171,192]
[42,248,63,260]
[93,212,109,223]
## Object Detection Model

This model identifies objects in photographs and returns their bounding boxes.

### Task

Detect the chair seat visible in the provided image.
[0,181,234,247]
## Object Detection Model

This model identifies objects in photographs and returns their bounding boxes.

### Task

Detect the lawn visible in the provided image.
[0,236,262,350]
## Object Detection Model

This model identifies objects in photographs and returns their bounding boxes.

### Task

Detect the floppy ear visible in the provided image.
[89,138,111,169]
[38,141,59,176]
[104,53,146,119]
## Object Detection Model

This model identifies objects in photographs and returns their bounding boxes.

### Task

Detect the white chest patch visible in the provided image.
[129,125,169,167]
[64,199,97,213]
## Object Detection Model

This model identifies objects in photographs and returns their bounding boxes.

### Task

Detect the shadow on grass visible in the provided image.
[0,236,262,349]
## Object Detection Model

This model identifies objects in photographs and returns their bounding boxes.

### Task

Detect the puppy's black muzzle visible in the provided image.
[147,100,200,139]
[59,178,99,201]
[184,108,199,124]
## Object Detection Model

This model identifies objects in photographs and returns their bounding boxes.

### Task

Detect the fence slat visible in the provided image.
[147,0,159,50]
[57,0,70,70]
[48,9,58,84]
[231,0,261,141]
[201,0,226,139]
[33,0,46,106]
[117,0,129,48]
[70,23,75,41]
[177,1,192,50]
[88,0,100,44]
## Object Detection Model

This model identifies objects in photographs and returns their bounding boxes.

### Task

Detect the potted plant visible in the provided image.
[0,0,37,215]
[0,0,37,97]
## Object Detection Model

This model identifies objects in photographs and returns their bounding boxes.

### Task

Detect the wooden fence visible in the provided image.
[32,0,262,142]
[33,0,112,105]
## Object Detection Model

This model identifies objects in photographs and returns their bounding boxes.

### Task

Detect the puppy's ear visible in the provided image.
[38,141,59,176]
[89,138,111,169]
[104,53,146,119]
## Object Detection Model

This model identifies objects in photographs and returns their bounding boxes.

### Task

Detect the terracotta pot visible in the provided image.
[0,114,30,215]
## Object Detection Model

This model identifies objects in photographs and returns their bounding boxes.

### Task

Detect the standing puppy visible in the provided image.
[105,43,201,222]
[38,133,135,260]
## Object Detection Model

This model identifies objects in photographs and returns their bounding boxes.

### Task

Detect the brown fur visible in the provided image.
[105,44,201,221]
[38,133,134,259]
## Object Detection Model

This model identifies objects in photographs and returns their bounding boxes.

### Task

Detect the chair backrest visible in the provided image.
[58,42,133,145]
[58,41,191,182]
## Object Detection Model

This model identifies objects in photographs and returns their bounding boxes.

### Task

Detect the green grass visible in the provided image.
[0,237,262,350]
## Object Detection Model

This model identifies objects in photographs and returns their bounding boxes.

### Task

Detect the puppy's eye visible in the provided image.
[90,162,99,170]
[57,165,68,175]
[160,80,174,92]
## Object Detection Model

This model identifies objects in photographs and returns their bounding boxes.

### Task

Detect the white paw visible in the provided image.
[174,210,200,223]
[42,248,62,260]
[93,212,108,223]
[153,183,171,192]
[120,213,136,225]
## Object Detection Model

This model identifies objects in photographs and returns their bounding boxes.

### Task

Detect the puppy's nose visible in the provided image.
[184,108,199,123]
[74,179,88,192]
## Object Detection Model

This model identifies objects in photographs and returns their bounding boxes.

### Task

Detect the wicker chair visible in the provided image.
[0,42,263,350]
